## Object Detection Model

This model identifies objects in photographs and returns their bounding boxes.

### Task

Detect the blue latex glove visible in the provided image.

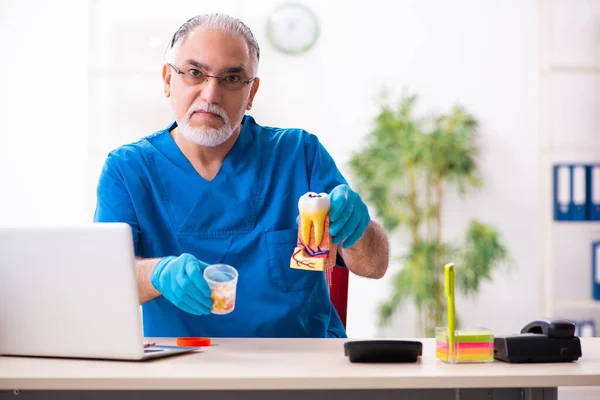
[328,184,370,249]
[150,253,213,315]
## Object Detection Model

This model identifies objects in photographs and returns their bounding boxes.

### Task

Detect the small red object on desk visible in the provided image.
[176,337,211,347]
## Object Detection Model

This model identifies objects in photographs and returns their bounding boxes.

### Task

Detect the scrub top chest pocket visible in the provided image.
[266,229,320,292]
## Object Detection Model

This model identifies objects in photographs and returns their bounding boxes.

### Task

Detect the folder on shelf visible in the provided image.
[574,320,597,337]
[593,241,600,301]
[570,165,587,221]
[553,164,572,220]
[578,320,596,337]
[587,164,600,221]
[554,164,587,220]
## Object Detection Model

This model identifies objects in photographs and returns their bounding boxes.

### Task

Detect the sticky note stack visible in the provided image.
[435,328,494,363]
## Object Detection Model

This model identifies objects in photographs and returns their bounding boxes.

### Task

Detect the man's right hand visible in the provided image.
[150,253,213,315]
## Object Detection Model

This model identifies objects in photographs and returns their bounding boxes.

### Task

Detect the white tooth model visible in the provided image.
[290,192,337,271]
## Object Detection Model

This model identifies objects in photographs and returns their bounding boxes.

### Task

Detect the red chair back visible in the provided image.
[325,267,349,328]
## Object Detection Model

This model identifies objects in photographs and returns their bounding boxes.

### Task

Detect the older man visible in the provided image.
[94,13,389,338]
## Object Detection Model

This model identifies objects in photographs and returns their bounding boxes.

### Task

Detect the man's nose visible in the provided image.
[199,77,222,104]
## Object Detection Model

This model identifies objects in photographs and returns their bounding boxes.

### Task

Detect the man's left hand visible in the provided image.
[328,184,370,249]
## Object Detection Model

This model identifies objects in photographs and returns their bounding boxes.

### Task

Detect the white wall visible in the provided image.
[1,0,580,341]
[0,0,89,225]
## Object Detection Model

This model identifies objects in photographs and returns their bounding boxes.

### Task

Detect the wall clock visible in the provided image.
[266,3,320,55]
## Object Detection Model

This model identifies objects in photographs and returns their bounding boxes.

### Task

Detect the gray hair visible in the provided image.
[166,13,260,71]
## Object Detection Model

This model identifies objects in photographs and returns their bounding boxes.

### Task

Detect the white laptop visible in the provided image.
[0,222,195,361]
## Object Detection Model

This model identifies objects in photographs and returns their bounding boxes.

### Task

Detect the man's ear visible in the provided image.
[162,64,172,98]
[246,77,260,110]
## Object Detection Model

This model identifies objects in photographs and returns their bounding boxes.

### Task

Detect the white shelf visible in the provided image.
[551,221,600,231]
[549,65,600,74]
[550,221,600,234]
[541,145,600,153]
[538,0,600,321]
[554,300,600,310]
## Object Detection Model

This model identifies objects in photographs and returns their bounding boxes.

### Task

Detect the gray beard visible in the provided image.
[178,118,236,147]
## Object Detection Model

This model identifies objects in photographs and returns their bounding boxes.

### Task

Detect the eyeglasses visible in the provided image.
[168,63,256,91]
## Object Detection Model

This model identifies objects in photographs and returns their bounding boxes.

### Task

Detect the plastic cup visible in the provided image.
[435,327,494,364]
[203,264,238,315]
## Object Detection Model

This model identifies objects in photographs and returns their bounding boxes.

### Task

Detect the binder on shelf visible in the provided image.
[593,241,600,301]
[578,320,596,337]
[553,164,588,221]
[571,164,587,221]
[553,164,572,220]
[587,164,600,221]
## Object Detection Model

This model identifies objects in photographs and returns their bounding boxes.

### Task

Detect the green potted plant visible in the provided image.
[348,93,511,336]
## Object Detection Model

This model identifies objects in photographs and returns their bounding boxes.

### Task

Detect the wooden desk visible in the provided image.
[1,338,599,399]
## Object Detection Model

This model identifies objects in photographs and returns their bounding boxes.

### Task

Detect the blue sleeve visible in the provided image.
[93,153,141,256]
[303,133,348,268]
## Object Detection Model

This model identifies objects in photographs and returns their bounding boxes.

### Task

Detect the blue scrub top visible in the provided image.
[94,115,348,338]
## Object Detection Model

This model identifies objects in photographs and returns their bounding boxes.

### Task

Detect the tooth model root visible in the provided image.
[300,210,328,246]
